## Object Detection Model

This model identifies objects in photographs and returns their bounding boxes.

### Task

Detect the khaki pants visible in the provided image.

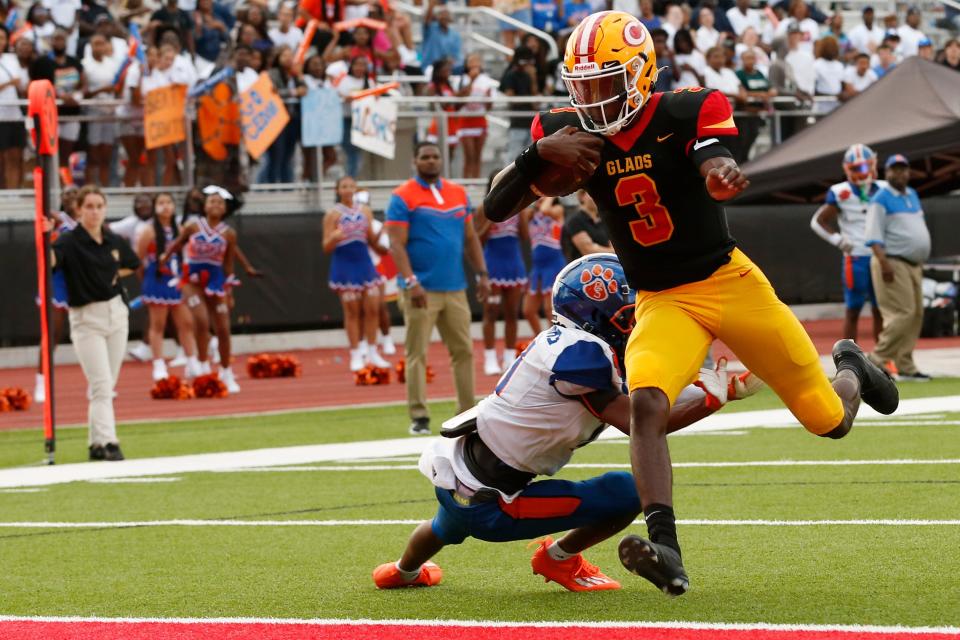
[870,257,923,376]
[401,289,475,421]
[69,295,129,446]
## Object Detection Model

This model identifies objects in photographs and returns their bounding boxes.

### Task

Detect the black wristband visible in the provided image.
[513,140,548,179]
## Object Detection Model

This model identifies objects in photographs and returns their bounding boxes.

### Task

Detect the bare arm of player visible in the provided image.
[810,204,853,252]
[159,222,196,264]
[483,126,603,222]
[701,156,750,201]
[463,219,490,303]
[386,223,428,308]
[600,392,715,436]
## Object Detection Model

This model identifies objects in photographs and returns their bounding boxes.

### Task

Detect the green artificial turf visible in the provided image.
[1,413,959,626]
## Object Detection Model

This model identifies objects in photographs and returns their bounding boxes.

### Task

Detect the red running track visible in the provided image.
[0,318,957,432]
[0,619,957,640]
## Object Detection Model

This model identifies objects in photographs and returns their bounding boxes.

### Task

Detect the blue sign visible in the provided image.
[301,87,343,147]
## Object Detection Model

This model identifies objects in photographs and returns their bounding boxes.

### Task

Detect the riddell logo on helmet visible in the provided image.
[580,265,618,301]
[572,62,599,73]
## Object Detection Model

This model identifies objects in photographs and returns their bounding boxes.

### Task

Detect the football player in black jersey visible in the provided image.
[482,11,899,596]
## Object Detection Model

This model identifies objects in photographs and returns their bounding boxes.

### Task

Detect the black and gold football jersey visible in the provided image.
[532,88,741,292]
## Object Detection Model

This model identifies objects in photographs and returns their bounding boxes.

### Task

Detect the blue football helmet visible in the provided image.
[551,253,637,355]
[842,143,877,187]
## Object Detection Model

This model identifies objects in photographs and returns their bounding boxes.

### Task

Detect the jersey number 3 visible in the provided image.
[615,174,674,246]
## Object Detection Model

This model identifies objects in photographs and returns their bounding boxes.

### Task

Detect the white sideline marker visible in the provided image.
[0,395,956,489]
[0,518,959,529]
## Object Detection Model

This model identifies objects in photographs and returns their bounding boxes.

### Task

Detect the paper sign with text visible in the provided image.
[350,95,397,159]
[240,72,290,160]
[143,84,187,150]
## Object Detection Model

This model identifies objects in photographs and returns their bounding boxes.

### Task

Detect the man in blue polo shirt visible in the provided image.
[865,154,932,381]
[386,142,490,434]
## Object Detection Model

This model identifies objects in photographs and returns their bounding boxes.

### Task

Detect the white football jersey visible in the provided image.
[825,180,887,257]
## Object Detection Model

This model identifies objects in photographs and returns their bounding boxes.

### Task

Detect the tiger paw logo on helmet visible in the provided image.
[580,264,618,301]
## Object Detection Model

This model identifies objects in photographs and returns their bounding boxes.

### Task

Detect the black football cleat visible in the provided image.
[618,535,689,597]
[832,339,899,415]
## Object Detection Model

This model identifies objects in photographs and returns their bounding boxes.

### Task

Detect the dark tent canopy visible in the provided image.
[740,57,960,203]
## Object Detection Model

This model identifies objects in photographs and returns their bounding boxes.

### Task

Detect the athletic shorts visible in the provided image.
[0,121,25,150]
[842,255,876,310]
[430,471,639,545]
[624,248,844,436]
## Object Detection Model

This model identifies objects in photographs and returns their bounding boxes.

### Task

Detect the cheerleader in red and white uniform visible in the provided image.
[522,197,567,335]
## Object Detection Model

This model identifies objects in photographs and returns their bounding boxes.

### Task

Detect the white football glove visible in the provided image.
[694,357,728,410]
[728,370,764,400]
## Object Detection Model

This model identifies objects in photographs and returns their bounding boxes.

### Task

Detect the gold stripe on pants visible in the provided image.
[400,289,475,420]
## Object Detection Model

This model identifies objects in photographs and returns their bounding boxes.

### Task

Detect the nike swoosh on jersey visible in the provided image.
[656,133,674,142]
[739,268,753,277]
[693,138,720,151]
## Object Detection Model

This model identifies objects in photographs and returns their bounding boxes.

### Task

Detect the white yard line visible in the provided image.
[0,395,957,489]
[0,615,956,635]
[0,518,959,529]
[86,477,181,484]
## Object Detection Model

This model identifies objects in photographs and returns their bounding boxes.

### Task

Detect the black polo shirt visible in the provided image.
[562,209,610,261]
[52,225,140,307]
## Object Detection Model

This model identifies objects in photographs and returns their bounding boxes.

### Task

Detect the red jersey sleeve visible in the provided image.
[696,90,739,139]
[530,112,545,142]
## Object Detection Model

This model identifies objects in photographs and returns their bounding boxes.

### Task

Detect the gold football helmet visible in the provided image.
[561,11,659,136]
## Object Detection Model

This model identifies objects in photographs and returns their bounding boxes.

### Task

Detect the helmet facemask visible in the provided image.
[844,160,876,190]
[563,56,652,136]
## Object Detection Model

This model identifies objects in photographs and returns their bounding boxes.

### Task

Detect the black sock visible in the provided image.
[644,503,681,557]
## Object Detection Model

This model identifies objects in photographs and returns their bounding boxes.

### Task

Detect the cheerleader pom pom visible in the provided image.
[247,354,303,379]
[354,366,391,386]
[514,340,530,358]
[394,359,434,384]
[150,376,196,400]
[1,387,31,411]
[193,374,228,398]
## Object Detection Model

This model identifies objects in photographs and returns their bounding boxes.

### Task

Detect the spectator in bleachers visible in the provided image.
[784,22,815,96]
[297,0,345,56]
[236,18,272,52]
[269,1,303,49]
[636,0,659,31]
[822,13,853,62]
[531,0,560,34]
[193,0,233,62]
[776,0,818,55]
[456,52,497,180]
[841,52,878,100]
[0,31,30,189]
[425,57,461,152]
[119,47,149,186]
[499,44,539,168]
[941,38,960,71]
[82,32,121,186]
[248,45,265,72]
[879,30,902,59]
[421,0,461,71]
[735,47,774,163]
[917,37,934,61]
[141,43,189,185]
[520,32,550,93]
[332,25,382,70]
[897,6,927,58]
[495,0,532,50]
[704,45,745,100]
[651,28,676,92]
[735,27,770,75]
[22,4,55,54]
[661,3,685,46]
[695,6,720,53]
[560,0,590,36]
[848,6,883,55]
[673,28,705,88]
[260,45,305,183]
[813,36,844,106]
[726,0,762,38]
[29,28,84,168]
[301,54,338,179]
[119,0,153,35]
[872,42,897,78]
[150,0,194,55]
[336,55,373,177]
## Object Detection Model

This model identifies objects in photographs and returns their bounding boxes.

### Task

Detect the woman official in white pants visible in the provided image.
[50,186,140,461]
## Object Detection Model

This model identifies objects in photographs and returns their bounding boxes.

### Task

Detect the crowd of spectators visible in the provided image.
[0,0,956,190]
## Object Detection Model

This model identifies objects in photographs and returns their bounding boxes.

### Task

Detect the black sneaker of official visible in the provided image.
[618,534,690,597]
[103,443,125,461]
[88,445,106,461]
[408,418,430,436]
[898,371,933,382]
[832,339,899,415]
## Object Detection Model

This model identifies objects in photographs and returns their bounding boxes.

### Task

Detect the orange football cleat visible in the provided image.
[372,561,443,589]
[530,537,621,592]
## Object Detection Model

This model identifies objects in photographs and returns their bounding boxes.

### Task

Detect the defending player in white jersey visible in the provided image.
[811,144,886,343]
[372,254,762,593]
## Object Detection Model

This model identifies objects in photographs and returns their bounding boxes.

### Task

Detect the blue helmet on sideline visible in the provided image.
[551,253,636,355]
